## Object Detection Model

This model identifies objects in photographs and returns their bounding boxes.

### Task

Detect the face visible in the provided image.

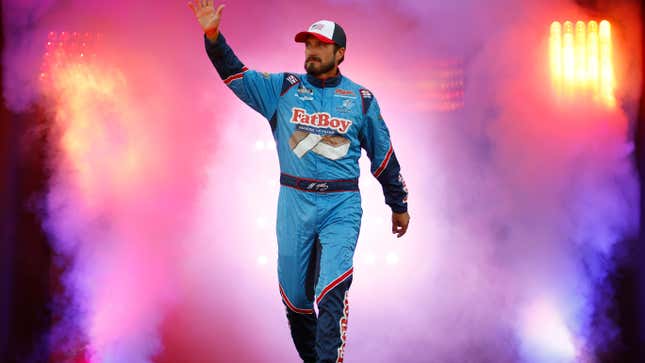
[304,36,343,76]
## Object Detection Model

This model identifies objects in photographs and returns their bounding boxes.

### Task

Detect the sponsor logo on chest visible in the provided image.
[334,88,357,99]
[336,98,355,113]
[290,107,352,134]
[295,84,314,101]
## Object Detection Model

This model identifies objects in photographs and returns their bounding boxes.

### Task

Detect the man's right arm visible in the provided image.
[204,33,283,120]
[188,1,282,121]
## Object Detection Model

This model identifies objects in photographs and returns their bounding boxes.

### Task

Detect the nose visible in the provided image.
[305,48,317,58]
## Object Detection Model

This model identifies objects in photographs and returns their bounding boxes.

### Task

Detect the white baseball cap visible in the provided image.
[294,20,347,48]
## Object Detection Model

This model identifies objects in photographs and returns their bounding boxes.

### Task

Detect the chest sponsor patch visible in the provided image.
[290,107,353,134]
[295,84,314,101]
[334,89,357,99]
[286,74,299,85]
[336,98,355,113]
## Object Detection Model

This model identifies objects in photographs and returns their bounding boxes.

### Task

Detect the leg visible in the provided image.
[276,187,319,362]
[316,275,352,363]
[315,192,362,363]
[280,240,321,363]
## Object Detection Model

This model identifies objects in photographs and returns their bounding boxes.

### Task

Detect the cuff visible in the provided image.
[204,32,226,55]
[389,203,408,214]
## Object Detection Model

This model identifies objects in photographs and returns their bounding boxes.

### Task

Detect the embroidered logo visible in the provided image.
[399,173,408,203]
[286,74,299,85]
[295,84,314,101]
[359,89,372,99]
[336,291,349,363]
[336,99,355,113]
[334,88,357,99]
[335,89,355,96]
[306,182,329,192]
[290,108,352,134]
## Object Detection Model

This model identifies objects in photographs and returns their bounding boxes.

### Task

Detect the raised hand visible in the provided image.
[187,0,225,41]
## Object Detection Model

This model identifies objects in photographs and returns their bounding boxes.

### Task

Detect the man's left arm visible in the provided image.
[359,91,410,237]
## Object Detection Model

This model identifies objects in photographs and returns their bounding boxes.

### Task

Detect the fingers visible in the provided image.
[396,225,408,238]
[187,0,204,14]
[392,219,403,237]
[215,4,225,17]
[196,0,210,9]
[392,224,405,238]
[396,222,408,238]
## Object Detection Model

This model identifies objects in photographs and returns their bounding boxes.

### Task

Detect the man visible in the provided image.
[188,2,410,362]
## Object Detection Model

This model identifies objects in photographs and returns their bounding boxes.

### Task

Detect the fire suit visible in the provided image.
[205,33,408,363]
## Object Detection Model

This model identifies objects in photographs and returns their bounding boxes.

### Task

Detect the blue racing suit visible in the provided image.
[205,33,408,363]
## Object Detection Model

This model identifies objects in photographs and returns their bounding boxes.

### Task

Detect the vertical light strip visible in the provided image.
[598,20,615,107]
[574,21,587,84]
[587,21,600,94]
[562,21,575,88]
[550,21,562,94]
[549,19,615,107]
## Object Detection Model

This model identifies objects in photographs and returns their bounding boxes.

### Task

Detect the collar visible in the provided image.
[306,70,343,88]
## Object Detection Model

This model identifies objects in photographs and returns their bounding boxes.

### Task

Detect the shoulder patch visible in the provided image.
[281,73,301,96]
[359,88,374,115]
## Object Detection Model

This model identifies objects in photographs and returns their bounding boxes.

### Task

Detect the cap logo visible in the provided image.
[311,23,325,31]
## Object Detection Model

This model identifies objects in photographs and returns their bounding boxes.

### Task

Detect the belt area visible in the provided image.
[280,173,359,193]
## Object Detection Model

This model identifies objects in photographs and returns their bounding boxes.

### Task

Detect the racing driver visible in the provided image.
[189,2,410,362]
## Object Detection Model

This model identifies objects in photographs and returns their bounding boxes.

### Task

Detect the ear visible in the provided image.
[337,47,346,58]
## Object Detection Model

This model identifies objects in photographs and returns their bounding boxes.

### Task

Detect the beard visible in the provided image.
[304,56,336,76]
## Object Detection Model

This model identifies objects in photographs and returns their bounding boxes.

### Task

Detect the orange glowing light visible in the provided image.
[41,30,147,206]
[45,62,146,205]
[549,19,615,107]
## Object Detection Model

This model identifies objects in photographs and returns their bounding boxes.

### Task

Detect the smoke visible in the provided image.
[2,0,642,362]
[340,1,642,363]
[3,1,226,362]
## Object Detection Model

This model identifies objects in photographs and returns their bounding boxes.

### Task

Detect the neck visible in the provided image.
[314,66,339,80]
[307,68,342,88]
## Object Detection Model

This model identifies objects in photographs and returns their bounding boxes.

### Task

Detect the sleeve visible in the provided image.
[359,91,409,213]
[204,33,283,121]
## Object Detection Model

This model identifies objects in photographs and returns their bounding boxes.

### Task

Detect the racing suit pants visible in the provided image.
[277,174,361,363]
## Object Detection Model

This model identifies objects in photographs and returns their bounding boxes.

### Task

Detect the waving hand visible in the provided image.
[188,1,225,41]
